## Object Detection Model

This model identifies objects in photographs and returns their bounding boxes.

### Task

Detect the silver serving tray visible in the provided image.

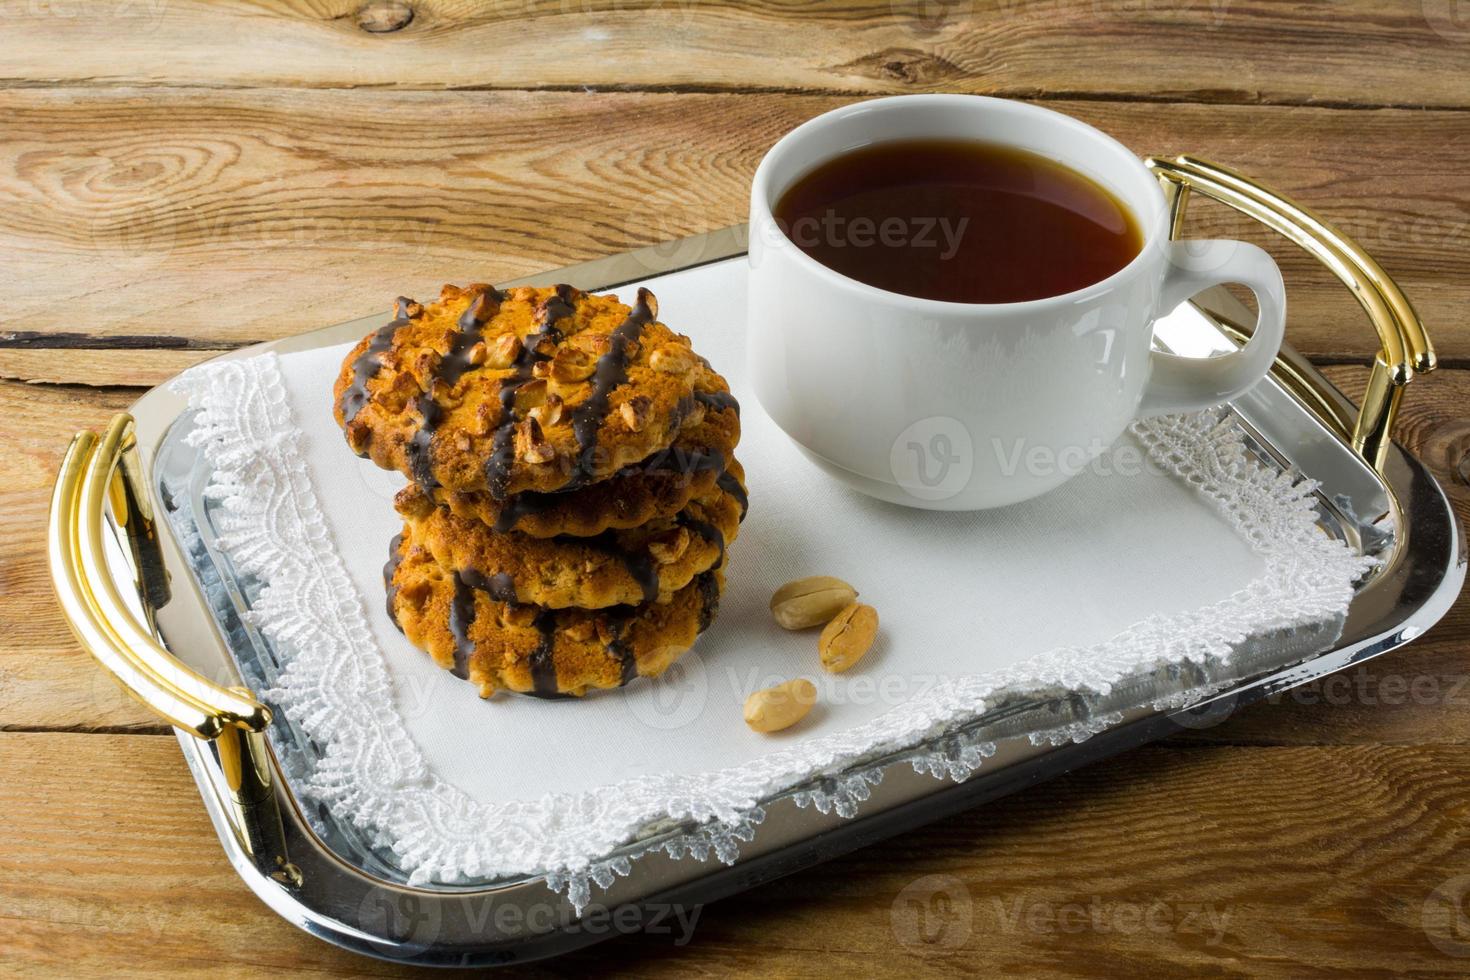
[48,158,1464,966]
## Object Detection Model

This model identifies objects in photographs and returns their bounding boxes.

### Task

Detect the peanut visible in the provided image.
[521,442,555,465]
[502,604,536,628]
[682,399,707,427]
[516,417,555,464]
[818,603,879,673]
[647,527,691,565]
[743,678,817,733]
[529,392,564,428]
[572,332,611,357]
[769,576,859,630]
[650,343,697,376]
[486,334,521,369]
[552,347,596,383]
[620,396,652,432]
[513,378,548,414]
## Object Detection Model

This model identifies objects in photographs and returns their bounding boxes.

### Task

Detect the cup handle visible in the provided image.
[1138,239,1287,417]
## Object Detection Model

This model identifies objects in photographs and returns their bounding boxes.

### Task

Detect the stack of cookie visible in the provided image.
[333,284,745,698]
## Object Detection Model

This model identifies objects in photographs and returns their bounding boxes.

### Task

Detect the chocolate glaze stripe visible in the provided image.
[402,289,505,491]
[716,470,748,521]
[608,572,723,689]
[489,487,564,534]
[528,610,560,695]
[447,574,476,680]
[485,285,579,500]
[490,486,568,534]
[564,287,657,488]
[580,530,660,604]
[693,389,740,416]
[340,295,417,427]
[383,533,405,633]
[695,570,721,632]
[447,564,522,681]
[678,512,726,571]
[458,566,519,603]
[615,641,638,686]
[604,611,639,686]
[405,394,444,489]
[446,564,562,697]
[442,288,502,386]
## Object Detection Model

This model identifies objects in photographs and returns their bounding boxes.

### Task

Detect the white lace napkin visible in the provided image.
[174,258,1371,908]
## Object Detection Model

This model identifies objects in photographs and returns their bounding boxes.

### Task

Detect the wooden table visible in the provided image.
[3,2,1468,975]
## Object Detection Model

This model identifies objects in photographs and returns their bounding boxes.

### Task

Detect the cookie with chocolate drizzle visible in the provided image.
[430,406,742,538]
[395,459,745,610]
[388,536,723,698]
[333,283,737,499]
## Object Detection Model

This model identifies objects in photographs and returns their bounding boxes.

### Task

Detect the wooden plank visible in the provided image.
[0,348,218,388]
[0,1,1466,109]
[0,732,401,978]
[2,89,1467,361]
[5,731,1470,976]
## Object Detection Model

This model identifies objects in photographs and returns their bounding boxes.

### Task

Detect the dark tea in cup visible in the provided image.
[772,139,1143,304]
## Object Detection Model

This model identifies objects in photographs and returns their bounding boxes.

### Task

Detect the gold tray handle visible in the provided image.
[50,414,295,878]
[1145,155,1435,470]
[48,414,271,741]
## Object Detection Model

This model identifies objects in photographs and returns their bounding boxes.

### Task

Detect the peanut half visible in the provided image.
[769,576,858,630]
[743,678,818,733]
[818,602,879,673]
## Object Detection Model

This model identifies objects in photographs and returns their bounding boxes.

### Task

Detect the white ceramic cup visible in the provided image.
[747,95,1287,510]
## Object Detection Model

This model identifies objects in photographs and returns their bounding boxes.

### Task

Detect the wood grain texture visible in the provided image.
[4,5,1469,972]
[0,348,217,387]
[2,0,1468,109]
[2,89,1468,361]
[6,732,1470,977]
